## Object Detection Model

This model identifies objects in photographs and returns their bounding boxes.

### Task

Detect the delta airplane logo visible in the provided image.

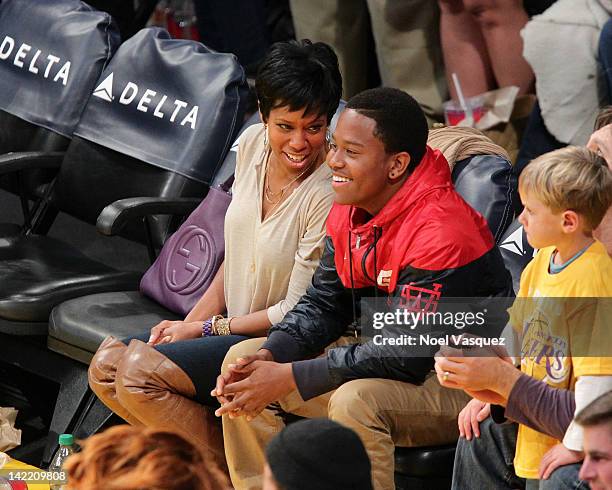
[499,225,537,257]
[0,35,71,85]
[92,72,199,130]
[92,72,113,102]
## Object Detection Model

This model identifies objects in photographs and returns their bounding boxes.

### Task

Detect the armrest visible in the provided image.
[0,151,65,175]
[97,196,202,236]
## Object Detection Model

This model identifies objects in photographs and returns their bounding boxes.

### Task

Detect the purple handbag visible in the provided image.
[139,176,234,316]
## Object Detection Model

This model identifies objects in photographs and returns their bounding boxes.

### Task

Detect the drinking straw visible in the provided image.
[452,72,474,127]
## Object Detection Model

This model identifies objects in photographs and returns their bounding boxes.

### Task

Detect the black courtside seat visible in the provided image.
[497,217,536,294]
[46,104,346,440]
[48,100,347,365]
[43,114,255,450]
[452,154,516,244]
[394,445,457,490]
[0,26,247,336]
[0,0,119,234]
[47,110,260,364]
[0,27,247,464]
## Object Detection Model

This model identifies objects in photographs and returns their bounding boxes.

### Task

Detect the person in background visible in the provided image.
[437,0,540,99]
[436,146,612,489]
[576,390,612,490]
[192,0,294,74]
[263,418,373,490]
[288,0,446,120]
[588,106,612,254]
[514,0,610,175]
[87,39,341,471]
[64,425,230,490]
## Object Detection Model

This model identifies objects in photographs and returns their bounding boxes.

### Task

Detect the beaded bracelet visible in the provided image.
[202,318,214,337]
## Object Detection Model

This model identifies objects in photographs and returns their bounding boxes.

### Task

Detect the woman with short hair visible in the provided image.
[87,39,342,470]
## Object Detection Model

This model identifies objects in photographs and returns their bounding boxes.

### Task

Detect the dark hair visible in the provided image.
[266,418,373,490]
[346,87,428,173]
[256,39,342,124]
[575,390,612,428]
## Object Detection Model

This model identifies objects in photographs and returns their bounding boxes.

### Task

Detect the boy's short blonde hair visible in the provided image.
[519,146,612,231]
[595,105,612,130]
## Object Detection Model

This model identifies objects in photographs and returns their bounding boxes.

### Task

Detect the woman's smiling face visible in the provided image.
[265,106,328,173]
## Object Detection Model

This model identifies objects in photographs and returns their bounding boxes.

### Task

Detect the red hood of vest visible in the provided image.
[326,146,494,292]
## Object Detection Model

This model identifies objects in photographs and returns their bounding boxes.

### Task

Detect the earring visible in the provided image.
[263,124,269,148]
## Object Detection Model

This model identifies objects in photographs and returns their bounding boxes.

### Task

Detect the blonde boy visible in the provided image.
[512,146,612,480]
[436,146,612,489]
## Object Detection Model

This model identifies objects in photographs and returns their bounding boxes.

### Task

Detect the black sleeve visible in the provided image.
[318,246,513,399]
[261,237,355,363]
[292,244,513,401]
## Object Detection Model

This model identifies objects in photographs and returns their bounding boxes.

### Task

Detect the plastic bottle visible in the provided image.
[48,434,75,490]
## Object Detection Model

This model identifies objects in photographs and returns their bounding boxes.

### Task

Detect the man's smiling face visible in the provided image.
[327,109,400,215]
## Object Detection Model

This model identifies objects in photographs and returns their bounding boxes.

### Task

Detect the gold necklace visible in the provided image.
[264,156,317,205]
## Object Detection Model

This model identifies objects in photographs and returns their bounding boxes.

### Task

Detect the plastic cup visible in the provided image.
[443,95,486,126]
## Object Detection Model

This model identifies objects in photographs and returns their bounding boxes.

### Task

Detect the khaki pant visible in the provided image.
[221,338,469,490]
[289,0,447,118]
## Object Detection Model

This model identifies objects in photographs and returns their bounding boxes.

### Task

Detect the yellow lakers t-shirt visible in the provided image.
[508,240,612,479]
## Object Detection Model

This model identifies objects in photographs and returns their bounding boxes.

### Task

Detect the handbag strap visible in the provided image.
[219,174,235,193]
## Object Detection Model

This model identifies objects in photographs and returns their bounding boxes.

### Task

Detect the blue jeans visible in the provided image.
[452,417,589,490]
[526,464,589,490]
[452,417,524,489]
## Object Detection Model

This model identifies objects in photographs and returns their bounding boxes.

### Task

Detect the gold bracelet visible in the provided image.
[211,315,224,336]
[213,316,233,336]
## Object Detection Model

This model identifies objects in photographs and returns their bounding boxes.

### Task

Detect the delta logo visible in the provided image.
[499,225,537,258]
[0,35,71,85]
[92,72,199,130]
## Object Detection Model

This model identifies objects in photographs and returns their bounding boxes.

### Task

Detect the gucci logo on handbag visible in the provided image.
[164,225,217,295]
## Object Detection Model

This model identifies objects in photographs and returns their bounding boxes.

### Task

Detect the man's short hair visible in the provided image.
[346,87,428,174]
[266,418,373,490]
[575,390,612,428]
[519,146,612,231]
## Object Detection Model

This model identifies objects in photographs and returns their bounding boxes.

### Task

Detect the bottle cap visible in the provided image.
[58,434,74,446]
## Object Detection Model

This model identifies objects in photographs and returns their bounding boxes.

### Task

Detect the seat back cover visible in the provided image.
[74,27,248,185]
[51,28,248,244]
[0,0,119,142]
[0,0,120,194]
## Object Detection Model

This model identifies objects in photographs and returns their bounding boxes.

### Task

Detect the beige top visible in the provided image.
[224,123,333,324]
